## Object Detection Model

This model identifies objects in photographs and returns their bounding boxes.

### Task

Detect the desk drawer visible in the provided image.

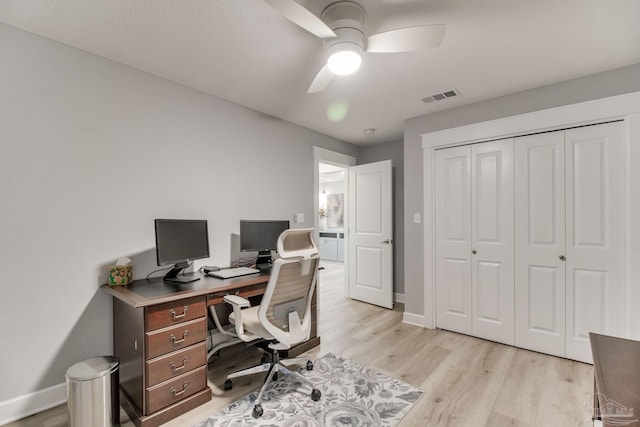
[146,296,206,331]
[145,341,206,387]
[207,283,267,305]
[146,366,207,414]
[146,318,206,360]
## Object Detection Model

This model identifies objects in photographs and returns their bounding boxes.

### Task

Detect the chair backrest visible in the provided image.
[257,229,319,347]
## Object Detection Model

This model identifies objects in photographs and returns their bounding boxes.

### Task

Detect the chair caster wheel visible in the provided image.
[311,388,321,401]
[306,361,314,370]
[224,379,232,390]
[252,404,264,418]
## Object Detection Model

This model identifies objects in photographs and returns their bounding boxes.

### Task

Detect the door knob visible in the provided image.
[559,255,566,261]
[381,239,392,244]
[472,249,477,255]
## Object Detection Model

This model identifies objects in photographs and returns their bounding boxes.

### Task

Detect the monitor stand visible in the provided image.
[163,262,201,283]
[256,251,273,272]
[165,275,200,284]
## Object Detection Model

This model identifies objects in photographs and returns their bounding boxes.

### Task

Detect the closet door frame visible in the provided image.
[421,91,640,343]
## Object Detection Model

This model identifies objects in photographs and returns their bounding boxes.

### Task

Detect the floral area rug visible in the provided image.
[194,353,424,427]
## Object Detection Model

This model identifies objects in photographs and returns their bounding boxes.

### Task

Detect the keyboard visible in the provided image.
[207,267,260,279]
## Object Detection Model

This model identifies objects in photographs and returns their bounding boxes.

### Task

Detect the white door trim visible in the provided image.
[421,91,640,335]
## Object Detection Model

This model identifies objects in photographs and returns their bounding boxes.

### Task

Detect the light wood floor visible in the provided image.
[6,261,595,427]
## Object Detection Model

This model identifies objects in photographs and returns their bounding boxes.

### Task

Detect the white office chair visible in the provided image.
[222,228,321,418]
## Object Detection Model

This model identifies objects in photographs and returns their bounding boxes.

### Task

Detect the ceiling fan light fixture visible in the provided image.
[327,43,362,75]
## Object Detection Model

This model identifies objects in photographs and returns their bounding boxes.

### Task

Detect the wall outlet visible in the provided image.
[414,213,421,223]
[294,213,304,223]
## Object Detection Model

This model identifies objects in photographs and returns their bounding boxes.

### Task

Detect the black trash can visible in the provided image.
[65,356,120,427]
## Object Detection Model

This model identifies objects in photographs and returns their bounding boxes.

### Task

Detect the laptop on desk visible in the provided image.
[207,267,260,279]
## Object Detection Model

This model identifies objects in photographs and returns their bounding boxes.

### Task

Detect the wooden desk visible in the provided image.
[102,273,319,427]
[589,333,640,427]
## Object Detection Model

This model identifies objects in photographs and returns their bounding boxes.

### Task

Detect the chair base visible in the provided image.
[225,348,321,418]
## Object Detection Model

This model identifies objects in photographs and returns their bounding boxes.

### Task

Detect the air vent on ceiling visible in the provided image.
[422,88,461,104]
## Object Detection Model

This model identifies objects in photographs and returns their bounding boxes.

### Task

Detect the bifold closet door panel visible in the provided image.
[435,140,514,344]
[471,140,514,345]
[564,122,626,363]
[435,145,472,335]
[514,131,566,358]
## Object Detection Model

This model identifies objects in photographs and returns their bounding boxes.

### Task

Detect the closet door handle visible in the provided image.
[471,249,477,255]
[559,255,566,261]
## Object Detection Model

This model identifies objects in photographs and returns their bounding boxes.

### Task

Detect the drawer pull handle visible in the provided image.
[169,306,189,320]
[171,381,189,397]
[170,331,189,344]
[169,357,189,372]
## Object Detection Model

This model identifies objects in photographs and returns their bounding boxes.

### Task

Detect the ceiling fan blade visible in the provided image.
[264,0,336,39]
[367,24,445,53]
[307,65,335,93]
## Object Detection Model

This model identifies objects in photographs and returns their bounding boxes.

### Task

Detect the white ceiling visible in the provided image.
[1,0,639,146]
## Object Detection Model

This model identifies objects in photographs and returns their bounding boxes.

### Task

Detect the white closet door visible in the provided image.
[435,145,472,335]
[565,122,626,363]
[515,131,566,357]
[471,140,514,345]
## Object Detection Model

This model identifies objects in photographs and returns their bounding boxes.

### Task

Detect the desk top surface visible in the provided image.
[590,332,640,427]
[101,272,270,308]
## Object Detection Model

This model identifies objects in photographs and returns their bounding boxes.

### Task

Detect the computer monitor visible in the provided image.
[240,219,290,270]
[155,219,210,283]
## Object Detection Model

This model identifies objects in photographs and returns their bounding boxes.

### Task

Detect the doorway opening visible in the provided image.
[318,163,347,296]
[313,147,356,299]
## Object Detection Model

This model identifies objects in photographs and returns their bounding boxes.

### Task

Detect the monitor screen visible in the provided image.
[155,219,210,266]
[240,220,290,253]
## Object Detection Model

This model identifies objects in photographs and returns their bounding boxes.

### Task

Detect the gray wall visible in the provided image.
[403,63,640,317]
[0,22,359,408]
[359,140,404,296]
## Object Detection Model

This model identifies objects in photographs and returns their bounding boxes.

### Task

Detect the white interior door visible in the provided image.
[348,160,393,309]
[471,140,514,345]
[435,146,472,334]
[564,122,626,363]
[515,131,566,358]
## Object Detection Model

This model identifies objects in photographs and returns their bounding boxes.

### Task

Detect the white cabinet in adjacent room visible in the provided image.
[319,232,339,261]
[337,233,345,261]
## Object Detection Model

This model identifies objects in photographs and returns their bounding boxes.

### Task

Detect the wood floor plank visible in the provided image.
[415,338,516,426]
[492,348,548,423]
[533,355,593,427]
[485,411,534,427]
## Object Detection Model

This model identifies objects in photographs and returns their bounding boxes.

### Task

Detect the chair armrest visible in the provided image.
[223,294,251,338]
[224,294,250,307]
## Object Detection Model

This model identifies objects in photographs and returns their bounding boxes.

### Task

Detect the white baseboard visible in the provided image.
[0,383,66,425]
[394,292,405,304]
[402,311,425,327]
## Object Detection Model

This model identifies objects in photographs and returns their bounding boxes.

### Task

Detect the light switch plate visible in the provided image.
[294,213,304,223]
[414,213,421,223]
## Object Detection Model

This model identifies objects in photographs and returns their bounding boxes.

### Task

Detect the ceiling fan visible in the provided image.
[264,0,445,93]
